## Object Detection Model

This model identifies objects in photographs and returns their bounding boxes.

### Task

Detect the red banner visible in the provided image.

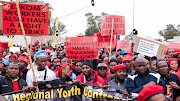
[66,37,98,60]
[0,42,8,49]
[116,41,132,53]
[2,2,49,36]
[101,15,125,36]
[93,33,117,48]
[166,42,180,52]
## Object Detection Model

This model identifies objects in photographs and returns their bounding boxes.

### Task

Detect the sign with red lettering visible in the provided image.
[2,2,49,36]
[93,33,117,48]
[101,15,125,36]
[166,42,180,52]
[116,41,132,53]
[66,37,98,60]
[0,42,8,49]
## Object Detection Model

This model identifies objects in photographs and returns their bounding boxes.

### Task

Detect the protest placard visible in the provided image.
[166,42,180,52]
[116,41,132,53]
[133,36,167,59]
[9,47,20,53]
[101,15,125,36]
[66,37,98,60]
[93,33,116,48]
[2,2,49,35]
[0,42,8,49]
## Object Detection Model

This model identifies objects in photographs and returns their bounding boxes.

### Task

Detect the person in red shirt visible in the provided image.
[97,63,111,83]
[76,60,106,86]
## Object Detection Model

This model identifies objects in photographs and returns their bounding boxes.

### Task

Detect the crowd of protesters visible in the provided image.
[0,40,180,101]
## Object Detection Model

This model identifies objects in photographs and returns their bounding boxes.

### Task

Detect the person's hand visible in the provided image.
[97,82,110,89]
[121,90,128,95]
[143,81,156,87]
[29,86,35,91]
[169,82,180,89]
[66,81,73,86]
[22,87,29,92]
[33,81,39,87]
[46,84,52,89]
[72,80,79,85]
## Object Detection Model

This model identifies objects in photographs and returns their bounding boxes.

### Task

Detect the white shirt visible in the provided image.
[26,64,56,86]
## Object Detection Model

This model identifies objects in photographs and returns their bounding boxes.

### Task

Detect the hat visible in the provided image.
[58,64,75,76]
[138,85,164,101]
[167,58,178,65]
[113,64,126,72]
[121,50,127,55]
[35,50,47,59]
[55,59,60,63]
[18,56,29,64]
[32,47,36,51]
[123,54,132,62]
[22,52,28,56]
[82,60,93,68]
[132,55,138,60]
[2,60,10,66]
[9,54,18,60]
[97,63,108,68]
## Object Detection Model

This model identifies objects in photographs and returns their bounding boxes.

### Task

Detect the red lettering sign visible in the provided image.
[167,42,180,52]
[101,15,125,36]
[0,42,8,49]
[2,2,49,36]
[116,41,132,53]
[66,37,98,60]
[93,33,117,48]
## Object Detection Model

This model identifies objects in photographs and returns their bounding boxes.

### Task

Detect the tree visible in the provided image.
[85,12,108,36]
[49,18,67,35]
[158,24,180,40]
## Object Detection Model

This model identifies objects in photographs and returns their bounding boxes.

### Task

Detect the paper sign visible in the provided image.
[66,37,98,60]
[166,42,180,52]
[133,36,168,59]
[101,15,125,36]
[2,2,49,36]
[0,42,8,49]
[9,47,20,53]
[116,41,132,53]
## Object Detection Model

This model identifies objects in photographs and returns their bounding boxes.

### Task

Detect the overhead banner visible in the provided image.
[93,33,117,48]
[3,85,135,101]
[2,2,49,36]
[101,15,125,36]
[66,37,98,60]
[116,41,132,53]
[166,42,180,52]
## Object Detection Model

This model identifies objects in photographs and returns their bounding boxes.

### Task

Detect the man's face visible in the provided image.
[7,63,19,78]
[55,62,61,70]
[9,57,16,63]
[18,60,27,70]
[135,58,148,75]
[157,61,169,75]
[123,60,132,70]
[61,58,69,65]
[59,51,64,57]
[103,57,108,64]
[36,56,47,70]
[168,49,175,57]
[75,62,82,73]
[150,60,157,72]
[115,70,126,80]
[109,62,117,73]
[53,59,58,66]
[15,52,21,57]
[165,55,171,61]
[117,55,123,64]
[82,65,92,77]
[97,67,107,78]
[63,66,73,77]
[148,94,166,101]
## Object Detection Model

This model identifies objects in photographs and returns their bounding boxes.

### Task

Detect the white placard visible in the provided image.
[9,47,20,53]
[137,39,159,57]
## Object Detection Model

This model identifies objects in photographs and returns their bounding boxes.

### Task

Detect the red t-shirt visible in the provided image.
[13,81,20,91]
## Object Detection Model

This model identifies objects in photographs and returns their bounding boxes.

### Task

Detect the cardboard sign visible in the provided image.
[93,33,116,48]
[133,36,167,59]
[166,42,180,52]
[9,47,20,53]
[2,2,49,36]
[0,42,8,49]
[116,41,132,53]
[66,37,98,60]
[101,15,125,36]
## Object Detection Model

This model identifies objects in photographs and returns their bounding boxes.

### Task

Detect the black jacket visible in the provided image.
[0,75,27,94]
[18,69,28,81]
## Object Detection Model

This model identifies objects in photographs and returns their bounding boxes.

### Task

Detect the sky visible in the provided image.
[2,0,180,40]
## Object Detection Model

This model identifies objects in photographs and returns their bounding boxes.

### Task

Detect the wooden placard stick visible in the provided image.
[50,27,62,50]
[15,0,39,93]
[29,37,32,69]
[94,19,101,32]
[109,18,114,61]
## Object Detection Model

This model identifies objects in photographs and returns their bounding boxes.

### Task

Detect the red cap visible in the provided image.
[123,54,132,62]
[113,64,126,72]
[55,59,60,63]
[167,58,178,65]
[0,47,4,51]
[138,85,164,101]
[32,48,36,51]
[9,54,18,60]
[32,44,35,47]
[58,64,75,76]
[18,56,29,64]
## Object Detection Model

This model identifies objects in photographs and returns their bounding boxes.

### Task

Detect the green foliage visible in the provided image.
[159,24,180,40]
[85,12,108,36]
